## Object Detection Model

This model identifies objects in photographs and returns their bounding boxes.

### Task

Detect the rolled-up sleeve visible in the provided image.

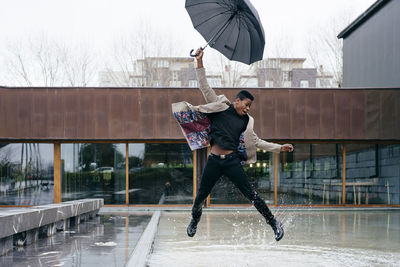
[253,131,281,153]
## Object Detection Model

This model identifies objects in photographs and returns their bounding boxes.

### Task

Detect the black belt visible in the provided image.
[209,152,237,160]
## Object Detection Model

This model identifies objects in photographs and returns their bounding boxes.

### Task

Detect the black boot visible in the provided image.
[268,218,284,241]
[187,218,199,237]
[187,206,202,237]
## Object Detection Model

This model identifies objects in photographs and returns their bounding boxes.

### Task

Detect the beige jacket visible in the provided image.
[172,67,281,164]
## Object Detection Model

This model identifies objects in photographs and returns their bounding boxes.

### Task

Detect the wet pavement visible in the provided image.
[0,212,152,267]
[149,209,400,267]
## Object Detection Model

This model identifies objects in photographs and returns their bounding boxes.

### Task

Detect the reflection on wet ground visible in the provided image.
[149,210,400,267]
[0,182,54,206]
[1,213,152,267]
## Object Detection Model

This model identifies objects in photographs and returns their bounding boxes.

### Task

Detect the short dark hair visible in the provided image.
[235,90,254,101]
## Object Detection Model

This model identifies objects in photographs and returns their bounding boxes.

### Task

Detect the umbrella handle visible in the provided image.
[190,49,197,57]
[189,47,204,57]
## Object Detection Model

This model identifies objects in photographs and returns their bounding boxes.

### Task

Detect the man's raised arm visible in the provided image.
[195,48,219,103]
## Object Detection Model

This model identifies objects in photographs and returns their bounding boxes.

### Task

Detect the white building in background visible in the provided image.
[100,57,336,88]
[99,57,197,87]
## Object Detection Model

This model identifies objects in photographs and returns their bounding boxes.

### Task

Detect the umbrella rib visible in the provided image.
[207,14,236,47]
[243,19,256,63]
[241,12,261,33]
[241,15,263,62]
[219,16,240,59]
[193,10,232,28]
[242,17,259,63]
[231,16,241,60]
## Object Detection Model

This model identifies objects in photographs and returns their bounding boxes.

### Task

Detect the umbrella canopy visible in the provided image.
[186,0,265,65]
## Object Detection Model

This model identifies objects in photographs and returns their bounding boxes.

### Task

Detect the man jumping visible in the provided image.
[172,48,293,241]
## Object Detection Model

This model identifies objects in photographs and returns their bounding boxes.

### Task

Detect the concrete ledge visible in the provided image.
[126,211,161,267]
[0,199,103,256]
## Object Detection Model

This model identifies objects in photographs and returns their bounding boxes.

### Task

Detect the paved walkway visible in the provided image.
[148,210,400,267]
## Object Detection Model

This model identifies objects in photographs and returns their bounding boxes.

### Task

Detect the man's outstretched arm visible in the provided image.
[195,48,219,103]
[252,130,293,153]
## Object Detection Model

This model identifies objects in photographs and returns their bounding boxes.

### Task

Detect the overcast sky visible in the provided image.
[0,0,376,83]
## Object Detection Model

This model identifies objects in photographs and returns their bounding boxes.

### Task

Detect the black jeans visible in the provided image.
[192,152,274,222]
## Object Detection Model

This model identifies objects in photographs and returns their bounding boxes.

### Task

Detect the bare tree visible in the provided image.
[103,20,184,87]
[306,15,355,88]
[34,35,62,86]
[3,34,97,87]
[4,35,62,86]
[4,40,34,86]
[59,44,97,86]
[208,51,256,88]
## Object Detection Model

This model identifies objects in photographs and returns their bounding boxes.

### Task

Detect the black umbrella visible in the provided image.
[186,0,265,65]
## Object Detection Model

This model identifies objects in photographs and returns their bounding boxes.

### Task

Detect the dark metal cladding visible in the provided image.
[0,87,399,141]
[319,91,335,139]
[275,91,291,139]
[305,90,320,139]
[125,91,140,138]
[335,91,352,139]
[258,90,275,138]
[16,89,33,138]
[350,91,365,139]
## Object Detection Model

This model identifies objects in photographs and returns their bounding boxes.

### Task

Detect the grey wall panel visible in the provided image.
[342,0,400,87]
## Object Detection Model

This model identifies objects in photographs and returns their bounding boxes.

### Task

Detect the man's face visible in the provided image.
[233,97,252,116]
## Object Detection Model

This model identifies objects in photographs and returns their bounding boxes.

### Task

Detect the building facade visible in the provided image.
[1,86,399,207]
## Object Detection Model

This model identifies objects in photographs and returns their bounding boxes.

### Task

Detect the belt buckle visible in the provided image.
[220,154,226,159]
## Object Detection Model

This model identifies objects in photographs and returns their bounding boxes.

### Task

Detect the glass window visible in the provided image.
[161,60,169,68]
[152,60,169,68]
[346,144,400,205]
[265,80,274,87]
[210,149,274,205]
[283,81,292,87]
[300,80,309,88]
[169,81,182,87]
[128,143,193,205]
[189,80,198,88]
[207,77,222,87]
[282,71,290,81]
[378,144,400,205]
[0,143,54,205]
[61,143,126,205]
[278,144,343,205]
[172,71,178,81]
